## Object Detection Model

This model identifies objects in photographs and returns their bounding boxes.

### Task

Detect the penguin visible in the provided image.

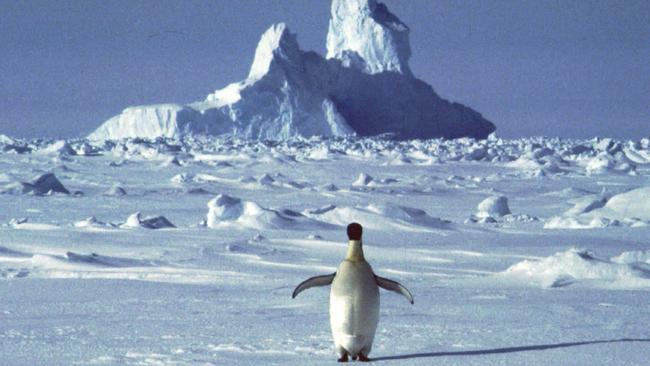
[292,223,413,362]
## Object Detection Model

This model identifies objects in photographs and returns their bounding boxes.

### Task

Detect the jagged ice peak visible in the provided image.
[248,23,301,81]
[327,0,412,76]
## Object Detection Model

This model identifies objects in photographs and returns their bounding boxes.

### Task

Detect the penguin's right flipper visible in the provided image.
[375,275,414,304]
[292,273,336,298]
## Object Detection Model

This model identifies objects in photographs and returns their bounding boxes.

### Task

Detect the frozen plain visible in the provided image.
[1,135,649,365]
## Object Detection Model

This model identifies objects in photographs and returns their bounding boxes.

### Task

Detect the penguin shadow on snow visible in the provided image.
[371,338,650,362]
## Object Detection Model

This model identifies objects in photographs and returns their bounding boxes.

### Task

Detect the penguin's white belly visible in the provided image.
[329,261,379,355]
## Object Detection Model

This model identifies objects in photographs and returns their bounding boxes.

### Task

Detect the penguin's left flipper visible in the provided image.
[292,273,336,298]
[375,275,414,304]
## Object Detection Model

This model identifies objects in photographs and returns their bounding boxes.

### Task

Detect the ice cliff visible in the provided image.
[90,0,495,141]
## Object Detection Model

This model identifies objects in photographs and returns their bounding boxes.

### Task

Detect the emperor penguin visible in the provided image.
[292,223,414,362]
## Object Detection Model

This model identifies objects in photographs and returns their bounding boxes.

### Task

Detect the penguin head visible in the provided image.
[347,223,363,241]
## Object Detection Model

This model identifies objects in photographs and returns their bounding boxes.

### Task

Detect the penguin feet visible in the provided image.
[337,353,349,363]
[358,353,370,362]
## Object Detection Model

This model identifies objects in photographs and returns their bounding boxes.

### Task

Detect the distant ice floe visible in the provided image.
[545,187,650,229]
[499,248,650,288]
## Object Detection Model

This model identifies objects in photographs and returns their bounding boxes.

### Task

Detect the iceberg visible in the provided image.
[90,1,495,141]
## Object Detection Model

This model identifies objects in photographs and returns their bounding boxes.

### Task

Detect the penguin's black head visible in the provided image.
[347,223,363,241]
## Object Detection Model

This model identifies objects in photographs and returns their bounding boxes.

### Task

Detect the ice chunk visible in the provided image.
[352,173,375,187]
[476,196,511,218]
[2,173,71,195]
[122,212,175,229]
[103,185,127,197]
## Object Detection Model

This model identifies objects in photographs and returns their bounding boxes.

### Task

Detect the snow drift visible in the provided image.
[545,187,650,229]
[500,248,650,288]
[303,203,451,232]
[89,0,494,141]
[206,194,327,230]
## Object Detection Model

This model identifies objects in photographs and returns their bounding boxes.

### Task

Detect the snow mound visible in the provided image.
[0,134,14,145]
[584,152,636,175]
[352,173,376,187]
[103,185,127,197]
[257,174,275,186]
[0,135,31,154]
[600,187,650,220]
[476,196,511,218]
[74,217,115,230]
[207,194,325,230]
[501,248,650,288]
[543,216,630,230]
[73,141,101,156]
[1,173,70,195]
[545,187,650,229]
[564,196,607,216]
[89,1,494,141]
[505,151,567,176]
[303,203,451,232]
[38,140,76,156]
[121,212,176,229]
[612,250,650,265]
[62,252,157,268]
[160,155,182,167]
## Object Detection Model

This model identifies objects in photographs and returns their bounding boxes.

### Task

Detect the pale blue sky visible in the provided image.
[1,0,648,139]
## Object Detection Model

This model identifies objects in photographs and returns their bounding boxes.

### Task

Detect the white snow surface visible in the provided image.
[1,135,650,365]
[89,1,494,141]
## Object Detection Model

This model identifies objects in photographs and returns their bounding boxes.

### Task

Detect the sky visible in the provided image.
[0,0,648,140]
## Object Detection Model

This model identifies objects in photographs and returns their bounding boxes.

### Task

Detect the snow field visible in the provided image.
[1,134,650,364]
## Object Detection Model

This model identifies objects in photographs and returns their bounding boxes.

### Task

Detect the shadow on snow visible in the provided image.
[372,338,650,362]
